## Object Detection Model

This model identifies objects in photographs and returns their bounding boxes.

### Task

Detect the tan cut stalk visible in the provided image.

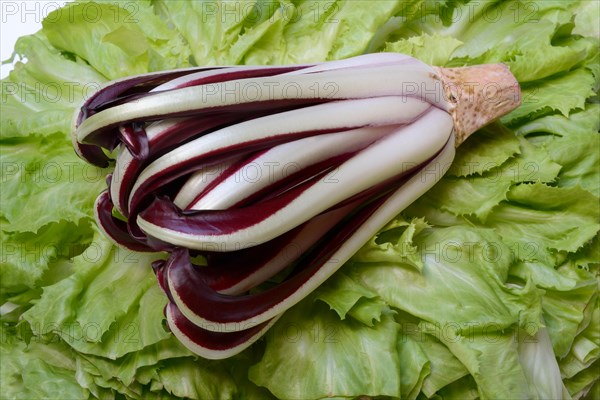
[433,63,521,146]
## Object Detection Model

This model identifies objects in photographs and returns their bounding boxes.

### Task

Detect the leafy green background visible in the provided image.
[1,1,598,399]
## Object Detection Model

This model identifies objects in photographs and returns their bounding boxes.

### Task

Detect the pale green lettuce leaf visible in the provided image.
[249,297,402,399]
[152,357,238,400]
[388,0,589,81]
[0,259,84,325]
[411,333,469,397]
[42,1,191,79]
[540,131,599,195]
[442,331,533,399]
[1,1,598,399]
[281,0,404,63]
[158,0,252,63]
[485,17,592,83]
[76,336,190,388]
[0,325,91,399]
[403,195,472,228]
[514,104,600,195]
[396,334,430,400]
[23,233,168,358]
[435,376,479,400]
[560,329,600,380]
[314,270,380,321]
[64,282,170,359]
[348,225,543,334]
[510,261,578,291]
[395,310,467,398]
[560,300,599,385]
[421,136,561,221]
[422,175,511,221]
[384,0,597,125]
[153,0,283,65]
[155,0,405,65]
[0,134,107,232]
[509,254,597,362]
[0,220,94,297]
[345,296,390,327]
[448,1,578,60]
[503,67,596,124]
[517,327,572,400]
[561,233,600,272]
[1,33,107,139]
[315,268,390,327]
[573,0,600,38]
[352,216,429,270]
[542,280,597,358]
[514,103,600,137]
[483,183,600,264]
[73,346,251,400]
[564,360,600,400]
[384,34,463,66]
[344,224,551,397]
[226,351,281,400]
[16,230,272,398]
[233,8,288,65]
[517,265,594,371]
[7,33,107,109]
[446,123,521,177]
[75,354,143,398]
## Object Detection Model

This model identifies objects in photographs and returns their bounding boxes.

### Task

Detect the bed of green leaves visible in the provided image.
[1,1,598,399]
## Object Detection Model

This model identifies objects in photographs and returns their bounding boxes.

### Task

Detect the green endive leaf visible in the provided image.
[249,297,402,399]
[42,1,191,79]
[483,183,600,264]
[1,32,107,140]
[0,134,107,232]
[23,232,167,358]
[1,0,598,398]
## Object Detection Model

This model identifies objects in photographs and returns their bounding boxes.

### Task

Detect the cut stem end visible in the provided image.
[433,64,521,146]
